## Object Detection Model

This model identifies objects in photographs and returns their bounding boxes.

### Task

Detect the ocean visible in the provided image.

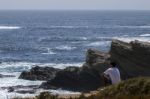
[0,10,150,98]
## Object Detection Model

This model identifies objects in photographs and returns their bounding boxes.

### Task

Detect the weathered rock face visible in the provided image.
[19,66,60,80]
[84,49,110,73]
[110,40,150,79]
[86,49,110,65]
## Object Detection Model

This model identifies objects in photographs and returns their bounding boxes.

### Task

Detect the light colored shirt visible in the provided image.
[104,67,121,84]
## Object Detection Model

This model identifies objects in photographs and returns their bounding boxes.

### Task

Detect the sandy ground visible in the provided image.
[57,91,99,98]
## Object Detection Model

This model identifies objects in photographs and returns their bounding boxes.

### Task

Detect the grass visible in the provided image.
[88,77,150,99]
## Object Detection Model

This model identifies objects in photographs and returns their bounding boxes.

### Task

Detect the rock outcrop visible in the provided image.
[19,66,60,80]
[110,40,150,79]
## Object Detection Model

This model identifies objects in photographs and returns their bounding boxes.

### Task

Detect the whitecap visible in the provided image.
[0,26,21,30]
[0,62,83,72]
[112,36,150,43]
[55,45,76,51]
[42,48,56,55]
[140,34,150,37]
[86,41,111,47]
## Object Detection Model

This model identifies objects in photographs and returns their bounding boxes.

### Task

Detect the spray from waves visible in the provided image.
[0,26,21,30]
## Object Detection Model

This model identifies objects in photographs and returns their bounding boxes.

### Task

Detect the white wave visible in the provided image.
[86,41,111,47]
[42,48,56,55]
[0,26,21,30]
[0,73,43,87]
[140,34,150,37]
[79,37,88,40]
[0,62,83,71]
[0,72,43,99]
[55,45,76,51]
[112,37,150,43]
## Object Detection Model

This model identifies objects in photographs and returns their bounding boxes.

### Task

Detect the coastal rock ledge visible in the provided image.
[19,66,60,80]
[19,40,150,91]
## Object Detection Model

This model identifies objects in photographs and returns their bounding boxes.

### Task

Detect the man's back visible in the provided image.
[104,67,121,84]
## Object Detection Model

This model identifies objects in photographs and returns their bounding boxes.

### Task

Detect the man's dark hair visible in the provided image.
[110,62,117,67]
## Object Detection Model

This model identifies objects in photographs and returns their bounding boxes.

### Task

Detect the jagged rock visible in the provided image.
[83,49,110,73]
[8,87,15,92]
[86,49,110,66]
[19,66,60,80]
[110,40,150,79]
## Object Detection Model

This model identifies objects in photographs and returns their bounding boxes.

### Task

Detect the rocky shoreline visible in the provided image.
[3,39,150,95]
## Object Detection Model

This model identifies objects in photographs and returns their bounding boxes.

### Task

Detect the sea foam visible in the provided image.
[113,36,150,43]
[0,26,21,30]
[140,34,150,37]
[55,45,76,51]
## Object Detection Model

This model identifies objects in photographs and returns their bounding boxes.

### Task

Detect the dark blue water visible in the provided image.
[0,11,150,64]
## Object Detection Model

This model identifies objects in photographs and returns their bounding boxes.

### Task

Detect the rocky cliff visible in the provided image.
[110,40,150,79]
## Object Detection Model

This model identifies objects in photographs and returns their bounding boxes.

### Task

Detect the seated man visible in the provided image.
[102,62,121,86]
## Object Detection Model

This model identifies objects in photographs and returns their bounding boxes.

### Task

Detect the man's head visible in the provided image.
[110,62,116,67]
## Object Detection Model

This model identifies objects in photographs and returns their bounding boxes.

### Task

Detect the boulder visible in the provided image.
[19,66,60,80]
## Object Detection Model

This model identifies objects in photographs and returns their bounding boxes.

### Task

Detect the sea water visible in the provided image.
[0,10,150,98]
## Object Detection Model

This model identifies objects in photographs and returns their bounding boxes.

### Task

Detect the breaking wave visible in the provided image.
[55,45,76,51]
[140,34,150,37]
[112,36,150,43]
[0,26,21,30]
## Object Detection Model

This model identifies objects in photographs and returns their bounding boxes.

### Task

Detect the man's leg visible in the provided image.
[101,74,112,86]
